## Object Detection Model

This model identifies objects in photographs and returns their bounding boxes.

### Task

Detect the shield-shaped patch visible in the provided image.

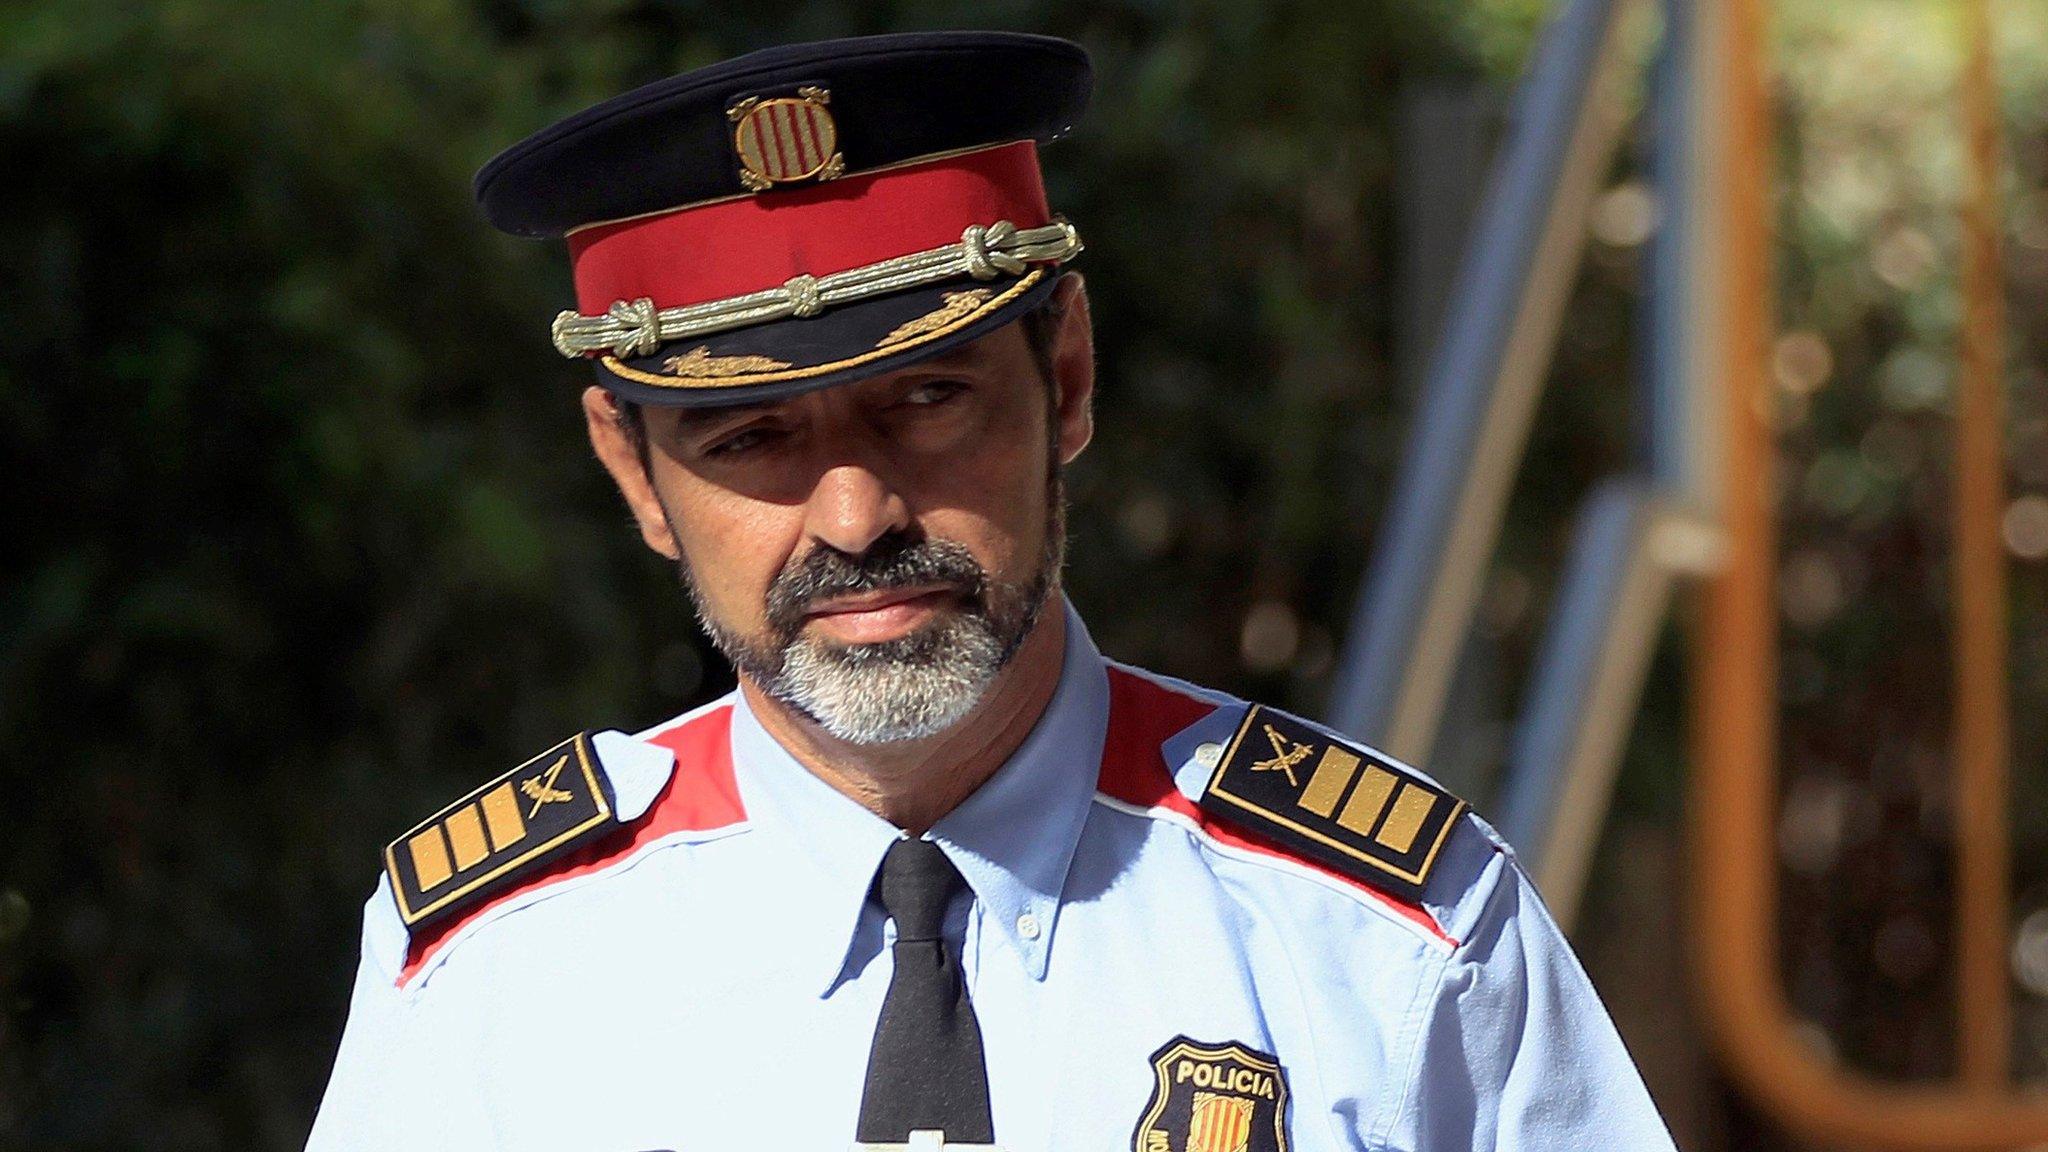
[1131,1036,1290,1152]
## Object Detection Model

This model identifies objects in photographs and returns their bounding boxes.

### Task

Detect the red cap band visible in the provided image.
[566,141,1052,315]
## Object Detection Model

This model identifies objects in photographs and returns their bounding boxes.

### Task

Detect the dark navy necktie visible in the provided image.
[855,838,996,1145]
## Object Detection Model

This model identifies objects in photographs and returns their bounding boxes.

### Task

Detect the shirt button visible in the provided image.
[1016,913,1042,940]
[1194,742,1225,769]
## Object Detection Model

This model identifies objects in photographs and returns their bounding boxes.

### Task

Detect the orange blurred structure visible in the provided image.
[1688,0,2047,1146]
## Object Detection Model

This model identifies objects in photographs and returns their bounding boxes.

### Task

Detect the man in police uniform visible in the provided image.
[308,31,1677,1152]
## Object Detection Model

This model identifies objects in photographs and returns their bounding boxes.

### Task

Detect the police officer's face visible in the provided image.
[585,278,1095,741]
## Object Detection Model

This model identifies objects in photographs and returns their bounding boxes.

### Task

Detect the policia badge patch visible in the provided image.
[1132,1036,1289,1152]
[1198,706,1464,903]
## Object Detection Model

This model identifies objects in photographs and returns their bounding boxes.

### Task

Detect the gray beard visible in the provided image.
[749,597,1025,743]
[678,477,1066,745]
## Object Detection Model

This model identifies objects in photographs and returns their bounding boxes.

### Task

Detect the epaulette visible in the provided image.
[1195,705,1467,903]
[383,730,673,929]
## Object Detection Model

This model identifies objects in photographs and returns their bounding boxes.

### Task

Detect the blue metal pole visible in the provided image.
[1327,0,1643,763]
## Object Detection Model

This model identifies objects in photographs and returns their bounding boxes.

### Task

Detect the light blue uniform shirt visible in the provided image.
[308,603,1676,1151]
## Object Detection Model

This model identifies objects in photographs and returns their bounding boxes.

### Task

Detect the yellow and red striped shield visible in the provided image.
[730,90,842,189]
[1187,1092,1256,1152]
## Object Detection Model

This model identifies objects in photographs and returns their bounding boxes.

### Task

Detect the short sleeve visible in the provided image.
[304,890,493,1152]
[1387,860,1677,1152]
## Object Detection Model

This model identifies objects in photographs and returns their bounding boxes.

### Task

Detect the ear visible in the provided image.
[1048,273,1095,466]
[582,386,683,561]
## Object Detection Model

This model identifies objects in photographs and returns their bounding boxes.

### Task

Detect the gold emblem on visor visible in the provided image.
[728,86,845,192]
[875,288,995,348]
[662,346,794,378]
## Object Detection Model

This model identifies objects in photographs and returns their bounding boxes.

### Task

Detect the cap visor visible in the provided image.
[589,268,1060,408]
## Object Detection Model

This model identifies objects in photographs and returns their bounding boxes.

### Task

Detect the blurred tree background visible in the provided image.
[2,1,2044,1149]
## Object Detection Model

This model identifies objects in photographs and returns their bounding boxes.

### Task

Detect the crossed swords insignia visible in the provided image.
[1249,723,1314,788]
[519,755,575,817]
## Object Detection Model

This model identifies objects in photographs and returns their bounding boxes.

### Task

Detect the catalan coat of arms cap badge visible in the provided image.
[727,86,846,191]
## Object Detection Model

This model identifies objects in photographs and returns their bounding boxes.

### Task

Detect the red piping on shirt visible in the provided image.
[1096,667,1457,948]
[397,705,745,983]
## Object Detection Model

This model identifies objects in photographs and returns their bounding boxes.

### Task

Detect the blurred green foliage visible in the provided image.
[0,3,1520,1145]
[6,0,2045,1148]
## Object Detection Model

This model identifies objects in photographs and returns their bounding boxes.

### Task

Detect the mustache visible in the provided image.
[763,533,987,638]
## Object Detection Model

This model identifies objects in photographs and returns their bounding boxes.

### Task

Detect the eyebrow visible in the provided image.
[669,401,778,434]
[898,340,996,376]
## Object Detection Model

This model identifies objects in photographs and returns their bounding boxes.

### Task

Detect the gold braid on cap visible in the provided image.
[550,219,1082,359]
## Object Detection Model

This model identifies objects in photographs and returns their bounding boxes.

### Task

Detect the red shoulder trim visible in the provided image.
[1096,667,1456,947]
[398,705,745,983]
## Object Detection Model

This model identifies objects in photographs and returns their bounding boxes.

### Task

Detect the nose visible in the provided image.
[802,462,913,557]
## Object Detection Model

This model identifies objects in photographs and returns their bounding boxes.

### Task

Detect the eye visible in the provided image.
[899,379,968,407]
[704,426,782,457]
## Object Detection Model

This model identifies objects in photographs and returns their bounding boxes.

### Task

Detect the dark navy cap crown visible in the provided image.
[476,31,1090,238]
[473,30,1092,408]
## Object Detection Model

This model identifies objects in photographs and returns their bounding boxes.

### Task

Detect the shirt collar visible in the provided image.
[727,597,1109,996]
[729,691,903,999]
[929,598,1108,982]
